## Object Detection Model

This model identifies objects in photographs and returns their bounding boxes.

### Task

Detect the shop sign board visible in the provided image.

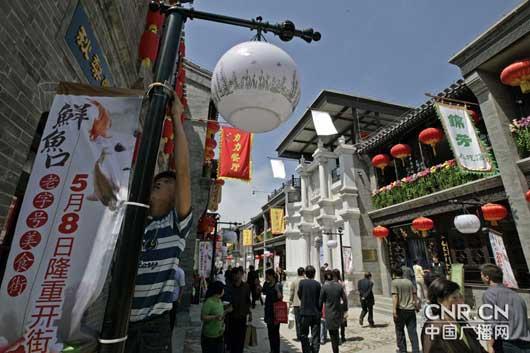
[435,102,492,172]
[488,229,518,288]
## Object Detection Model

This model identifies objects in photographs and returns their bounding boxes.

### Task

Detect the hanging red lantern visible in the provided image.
[481,203,508,226]
[255,254,260,260]
[145,10,164,33]
[226,255,234,260]
[390,144,412,166]
[500,59,530,94]
[373,225,390,239]
[198,215,211,234]
[412,217,434,237]
[205,138,217,150]
[207,120,220,134]
[526,190,530,202]
[215,179,225,186]
[468,110,480,124]
[371,154,391,175]
[138,31,159,67]
[419,128,444,156]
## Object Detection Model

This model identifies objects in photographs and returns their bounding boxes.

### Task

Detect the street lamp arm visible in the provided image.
[155,2,322,43]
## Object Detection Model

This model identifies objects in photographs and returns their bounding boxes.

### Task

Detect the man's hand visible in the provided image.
[170,97,191,219]
[393,312,398,322]
[171,97,184,123]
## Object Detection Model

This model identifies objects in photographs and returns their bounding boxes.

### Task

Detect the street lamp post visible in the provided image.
[99,2,319,352]
[323,227,345,281]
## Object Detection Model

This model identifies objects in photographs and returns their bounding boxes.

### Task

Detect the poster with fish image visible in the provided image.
[0,82,143,352]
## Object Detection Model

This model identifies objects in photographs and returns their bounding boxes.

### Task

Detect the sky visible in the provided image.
[185,0,523,224]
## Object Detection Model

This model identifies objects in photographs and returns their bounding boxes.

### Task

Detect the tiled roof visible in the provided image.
[355,80,471,154]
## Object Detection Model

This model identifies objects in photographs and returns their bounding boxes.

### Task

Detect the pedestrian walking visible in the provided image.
[263,268,283,353]
[320,270,333,344]
[289,267,306,341]
[429,255,446,280]
[216,268,226,284]
[201,281,233,353]
[401,261,416,285]
[298,265,322,353]
[320,270,348,353]
[422,278,486,353]
[413,259,427,302]
[226,267,252,353]
[481,263,530,353]
[333,269,347,343]
[126,98,192,353]
[357,272,375,327]
[247,265,263,308]
[170,264,186,330]
[392,266,420,353]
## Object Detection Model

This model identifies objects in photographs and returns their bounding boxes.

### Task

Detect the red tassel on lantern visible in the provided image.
[139,31,159,67]
[146,10,164,32]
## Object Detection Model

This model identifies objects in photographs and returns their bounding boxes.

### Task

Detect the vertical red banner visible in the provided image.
[218,127,252,181]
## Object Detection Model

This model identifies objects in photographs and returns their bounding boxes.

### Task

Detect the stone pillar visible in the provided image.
[300,173,309,208]
[466,71,530,267]
[318,157,330,199]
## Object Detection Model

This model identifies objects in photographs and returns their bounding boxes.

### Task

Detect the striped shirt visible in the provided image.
[130,209,193,322]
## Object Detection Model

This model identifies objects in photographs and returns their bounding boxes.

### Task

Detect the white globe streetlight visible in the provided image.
[222,229,238,243]
[211,41,301,133]
[327,239,338,249]
[454,214,481,234]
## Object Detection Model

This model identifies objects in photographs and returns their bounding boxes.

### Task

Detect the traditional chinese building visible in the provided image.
[0,0,214,348]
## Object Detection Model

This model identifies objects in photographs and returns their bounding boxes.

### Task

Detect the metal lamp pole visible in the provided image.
[99,2,319,352]
[323,227,345,281]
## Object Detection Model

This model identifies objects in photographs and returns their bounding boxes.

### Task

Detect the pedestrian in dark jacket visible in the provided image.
[263,269,283,353]
[320,271,348,353]
[298,265,322,353]
[357,272,375,327]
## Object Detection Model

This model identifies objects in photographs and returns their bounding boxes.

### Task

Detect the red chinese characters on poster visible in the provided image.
[218,127,252,181]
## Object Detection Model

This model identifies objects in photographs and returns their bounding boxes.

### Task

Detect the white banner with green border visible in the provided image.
[435,102,492,172]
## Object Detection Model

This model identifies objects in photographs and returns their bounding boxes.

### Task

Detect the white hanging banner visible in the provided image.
[311,110,338,136]
[270,159,286,179]
[198,241,213,278]
[0,82,142,351]
[435,102,492,172]
[488,229,519,289]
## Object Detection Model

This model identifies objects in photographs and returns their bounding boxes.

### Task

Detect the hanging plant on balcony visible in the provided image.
[509,116,530,158]
[412,216,434,237]
[481,203,508,226]
[390,144,412,166]
[500,59,530,94]
[371,154,391,175]
[419,127,444,156]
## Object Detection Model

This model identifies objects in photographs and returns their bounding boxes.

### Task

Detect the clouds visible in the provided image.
[217,165,274,224]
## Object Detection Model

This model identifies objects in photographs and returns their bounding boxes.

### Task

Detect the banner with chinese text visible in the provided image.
[270,208,285,235]
[243,229,253,246]
[198,241,213,278]
[218,127,252,181]
[435,102,492,172]
[0,82,142,352]
[488,229,518,288]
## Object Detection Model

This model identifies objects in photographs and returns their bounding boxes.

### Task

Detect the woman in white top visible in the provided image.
[413,259,427,301]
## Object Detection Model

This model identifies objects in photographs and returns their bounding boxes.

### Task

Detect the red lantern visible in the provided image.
[481,203,508,226]
[526,190,530,202]
[373,225,390,239]
[145,10,164,33]
[138,31,159,67]
[215,179,225,186]
[371,154,391,175]
[500,59,530,94]
[255,255,260,260]
[468,110,480,124]
[205,149,215,161]
[390,144,412,166]
[205,138,217,150]
[207,120,220,134]
[419,128,444,156]
[412,217,434,237]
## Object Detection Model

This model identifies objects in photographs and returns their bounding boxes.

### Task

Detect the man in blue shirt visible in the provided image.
[125,98,192,353]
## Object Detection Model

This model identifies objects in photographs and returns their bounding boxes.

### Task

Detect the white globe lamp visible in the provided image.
[327,239,338,249]
[222,230,238,243]
[211,41,301,133]
[454,214,481,234]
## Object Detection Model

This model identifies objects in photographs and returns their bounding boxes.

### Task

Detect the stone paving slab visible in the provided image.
[178,304,425,353]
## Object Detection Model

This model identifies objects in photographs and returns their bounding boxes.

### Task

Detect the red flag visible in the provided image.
[218,127,252,181]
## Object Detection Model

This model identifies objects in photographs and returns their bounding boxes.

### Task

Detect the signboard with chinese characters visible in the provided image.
[218,127,252,181]
[450,263,464,294]
[435,102,492,172]
[198,241,213,278]
[65,3,113,87]
[242,229,253,246]
[488,229,518,288]
[270,208,285,235]
[0,82,142,351]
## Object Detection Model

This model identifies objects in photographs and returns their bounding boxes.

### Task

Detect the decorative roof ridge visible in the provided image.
[355,79,467,154]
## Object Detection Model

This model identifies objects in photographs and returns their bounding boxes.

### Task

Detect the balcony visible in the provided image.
[371,159,498,209]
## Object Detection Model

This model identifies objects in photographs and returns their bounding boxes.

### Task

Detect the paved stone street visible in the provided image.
[178,304,421,353]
